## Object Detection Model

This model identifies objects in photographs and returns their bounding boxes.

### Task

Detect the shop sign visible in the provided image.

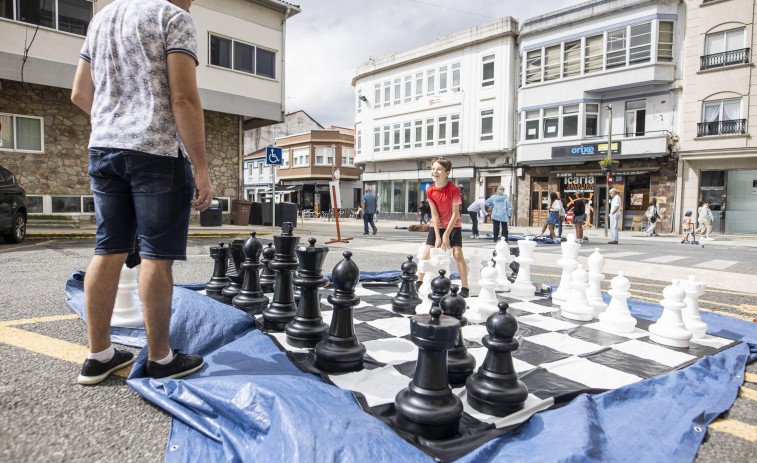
[562,176,595,192]
[551,142,621,158]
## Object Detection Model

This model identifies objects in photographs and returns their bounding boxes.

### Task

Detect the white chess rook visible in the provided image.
[468,262,499,322]
[597,271,636,333]
[552,233,580,305]
[493,237,511,292]
[466,248,488,296]
[560,264,594,321]
[679,276,708,339]
[587,248,608,316]
[111,264,144,328]
[510,237,537,298]
[649,282,694,348]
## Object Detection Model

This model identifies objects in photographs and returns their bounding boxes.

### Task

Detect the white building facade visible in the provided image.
[352,18,519,219]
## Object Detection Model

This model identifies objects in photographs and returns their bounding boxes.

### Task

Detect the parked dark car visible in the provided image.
[0,164,27,243]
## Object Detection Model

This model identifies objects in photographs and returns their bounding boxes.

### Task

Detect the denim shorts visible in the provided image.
[546,210,560,224]
[88,148,194,260]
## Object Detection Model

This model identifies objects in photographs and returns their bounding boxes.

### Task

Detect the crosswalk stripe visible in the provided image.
[602,251,645,258]
[643,255,686,264]
[709,419,757,442]
[694,260,738,270]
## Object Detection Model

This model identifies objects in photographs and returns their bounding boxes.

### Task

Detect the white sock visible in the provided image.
[155,349,174,365]
[88,345,115,362]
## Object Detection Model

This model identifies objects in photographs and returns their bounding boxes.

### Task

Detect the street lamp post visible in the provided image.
[602,103,613,238]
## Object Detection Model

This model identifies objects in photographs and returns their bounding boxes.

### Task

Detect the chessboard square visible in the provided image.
[519,366,594,400]
[633,317,654,332]
[456,389,554,429]
[513,339,571,366]
[507,308,531,318]
[583,322,649,339]
[268,332,311,354]
[526,332,604,356]
[328,365,410,407]
[612,339,696,368]
[362,338,418,365]
[691,334,738,350]
[364,316,412,338]
[354,286,381,296]
[516,323,551,338]
[509,301,555,314]
[392,361,417,378]
[467,347,535,375]
[544,311,596,326]
[354,323,395,342]
[541,356,642,390]
[518,313,578,332]
[353,306,405,322]
[584,349,672,379]
[641,338,720,359]
[461,324,489,343]
[321,310,333,326]
[376,303,394,311]
[562,325,632,347]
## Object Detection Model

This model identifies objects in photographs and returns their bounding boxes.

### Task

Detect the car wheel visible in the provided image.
[4,212,26,244]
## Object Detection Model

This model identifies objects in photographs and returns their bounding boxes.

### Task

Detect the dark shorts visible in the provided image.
[573,214,586,223]
[88,148,194,260]
[426,227,463,247]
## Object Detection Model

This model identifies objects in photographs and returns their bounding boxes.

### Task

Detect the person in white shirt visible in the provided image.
[608,188,621,244]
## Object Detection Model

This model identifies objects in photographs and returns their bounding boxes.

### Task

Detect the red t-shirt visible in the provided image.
[426,182,462,229]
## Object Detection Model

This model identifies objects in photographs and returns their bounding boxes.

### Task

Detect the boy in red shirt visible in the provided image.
[417,156,469,297]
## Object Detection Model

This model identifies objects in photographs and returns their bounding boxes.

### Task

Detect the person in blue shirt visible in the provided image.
[361,187,378,235]
[485,186,513,242]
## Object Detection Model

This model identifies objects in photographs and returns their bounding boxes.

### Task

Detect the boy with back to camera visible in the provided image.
[417,157,469,297]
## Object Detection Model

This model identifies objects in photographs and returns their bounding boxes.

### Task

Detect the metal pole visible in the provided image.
[604,104,612,238]
[272,162,276,233]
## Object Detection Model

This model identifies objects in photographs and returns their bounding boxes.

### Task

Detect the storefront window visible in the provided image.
[392,180,405,213]
[455,179,471,212]
[623,175,651,228]
[378,181,389,213]
[724,170,757,235]
[407,180,419,214]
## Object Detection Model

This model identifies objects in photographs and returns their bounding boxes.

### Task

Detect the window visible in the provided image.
[210,35,232,68]
[58,0,93,35]
[563,40,581,78]
[342,147,355,166]
[544,45,561,81]
[373,127,380,152]
[356,131,361,155]
[233,41,254,74]
[480,109,493,141]
[526,49,542,84]
[525,110,540,140]
[585,104,599,136]
[414,120,423,147]
[357,90,362,114]
[699,99,744,136]
[658,21,674,62]
[394,78,401,105]
[383,82,391,107]
[14,0,92,36]
[426,118,435,146]
[393,123,400,150]
[607,28,627,68]
[415,73,423,100]
[629,22,652,64]
[257,162,263,177]
[281,149,289,168]
[439,66,448,93]
[482,54,495,87]
[543,107,559,139]
[438,116,447,145]
[210,34,276,78]
[585,35,603,73]
[382,125,390,151]
[0,114,43,151]
[292,148,309,167]
[451,63,461,91]
[625,100,646,136]
[374,84,381,109]
[562,105,579,137]
[703,28,747,69]
[427,70,435,95]
[51,196,81,213]
[450,114,460,144]
[315,146,334,165]
[404,76,412,103]
[26,195,43,214]
[403,122,411,149]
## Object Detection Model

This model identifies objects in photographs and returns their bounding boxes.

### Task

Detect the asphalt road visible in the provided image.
[0,224,755,462]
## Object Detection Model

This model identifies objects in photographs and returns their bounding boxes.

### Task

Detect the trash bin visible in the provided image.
[231,199,252,225]
[277,202,298,228]
[249,202,263,225]
[200,198,223,226]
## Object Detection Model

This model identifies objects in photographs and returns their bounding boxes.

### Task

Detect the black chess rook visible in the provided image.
[441,285,476,387]
[391,256,423,315]
[262,222,300,331]
[286,238,330,348]
[221,238,246,304]
[205,242,230,301]
[259,242,276,293]
[232,232,269,315]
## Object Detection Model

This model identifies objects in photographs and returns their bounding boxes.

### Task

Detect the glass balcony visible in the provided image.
[697,119,747,136]
[700,48,750,70]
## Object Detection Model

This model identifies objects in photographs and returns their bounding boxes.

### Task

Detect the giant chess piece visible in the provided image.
[597,271,637,333]
[428,269,452,313]
[552,233,580,305]
[560,264,594,321]
[419,248,451,303]
[205,242,231,301]
[314,251,366,372]
[649,281,694,348]
[468,262,498,323]
[221,238,246,304]
[441,286,476,387]
[285,238,330,348]
[259,242,276,293]
[391,256,423,315]
[466,248,488,296]
[493,238,512,292]
[510,237,537,298]
[466,302,529,417]
[394,306,463,440]
[679,275,708,339]
[111,264,144,328]
[262,223,300,331]
[587,248,608,316]
[232,232,269,315]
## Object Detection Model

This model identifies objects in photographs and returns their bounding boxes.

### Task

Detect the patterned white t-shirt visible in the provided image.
[80,0,199,158]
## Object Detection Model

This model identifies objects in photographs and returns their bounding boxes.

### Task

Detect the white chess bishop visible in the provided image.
[560,264,594,321]
[649,282,693,348]
[679,276,708,339]
[586,248,608,315]
[111,264,144,328]
[467,261,499,322]
[552,233,580,305]
[510,237,537,298]
[597,271,636,333]
[493,237,511,292]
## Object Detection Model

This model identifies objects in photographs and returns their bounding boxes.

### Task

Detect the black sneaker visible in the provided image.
[459,287,469,298]
[373,228,378,235]
[145,351,204,380]
[77,349,135,385]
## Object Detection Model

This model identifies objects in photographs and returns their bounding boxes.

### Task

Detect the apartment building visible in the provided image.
[0,0,299,222]
[352,18,519,219]
[677,0,757,235]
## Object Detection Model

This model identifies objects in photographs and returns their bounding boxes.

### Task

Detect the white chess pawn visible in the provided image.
[560,264,594,321]
[510,237,537,298]
[468,262,499,322]
[417,259,434,302]
[552,233,580,305]
[466,249,488,296]
[649,282,693,348]
[587,248,608,315]
[597,271,636,333]
[679,276,708,339]
[111,264,144,328]
[493,237,512,292]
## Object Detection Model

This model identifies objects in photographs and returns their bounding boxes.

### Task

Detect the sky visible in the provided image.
[284,0,580,128]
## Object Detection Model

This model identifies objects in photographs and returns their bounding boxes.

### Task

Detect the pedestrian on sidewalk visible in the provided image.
[538,192,561,241]
[608,188,621,244]
[556,191,566,239]
[485,186,513,242]
[573,191,587,243]
[71,0,210,385]
[418,200,431,225]
[643,198,660,236]
[362,187,378,235]
[466,196,488,238]
[682,210,694,243]
[697,200,714,240]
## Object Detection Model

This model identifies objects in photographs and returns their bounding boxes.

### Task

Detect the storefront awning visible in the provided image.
[260,185,303,194]
[550,167,660,177]
[518,152,668,167]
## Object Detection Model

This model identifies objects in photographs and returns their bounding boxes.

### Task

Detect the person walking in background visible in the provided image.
[556,192,566,239]
[572,191,587,243]
[697,200,714,240]
[682,210,694,243]
[361,188,378,235]
[418,200,431,225]
[466,196,488,239]
[485,186,513,242]
[643,198,660,237]
[538,192,561,240]
[608,188,621,244]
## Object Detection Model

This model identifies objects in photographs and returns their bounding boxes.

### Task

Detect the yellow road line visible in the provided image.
[739,387,757,401]
[709,419,757,442]
[0,239,55,253]
[745,373,757,383]
[0,313,80,327]
[0,326,130,378]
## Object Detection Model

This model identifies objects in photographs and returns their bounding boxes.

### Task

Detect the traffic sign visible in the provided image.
[266,147,283,165]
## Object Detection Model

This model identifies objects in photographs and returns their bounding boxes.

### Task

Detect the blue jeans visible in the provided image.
[88,148,193,260]
[558,217,563,237]
[493,220,508,241]
[363,213,376,233]
[468,211,478,235]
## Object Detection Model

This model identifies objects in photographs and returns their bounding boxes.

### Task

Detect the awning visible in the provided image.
[519,152,668,167]
[551,167,660,177]
[259,185,303,194]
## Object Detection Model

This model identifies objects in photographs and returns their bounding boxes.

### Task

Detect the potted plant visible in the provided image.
[599,157,618,171]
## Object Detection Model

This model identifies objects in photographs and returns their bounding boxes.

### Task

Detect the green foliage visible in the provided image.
[599,157,617,169]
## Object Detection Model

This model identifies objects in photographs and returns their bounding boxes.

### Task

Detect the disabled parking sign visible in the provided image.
[266,147,283,165]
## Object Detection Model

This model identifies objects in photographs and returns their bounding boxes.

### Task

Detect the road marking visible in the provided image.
[0,239,55,253]
[709,419,757,442]
[694,260,738,270]
[739,387,757,401]
[602,251,645,258]
[0,313,80,327]
[746,373,757,383]
[644,255,686,264]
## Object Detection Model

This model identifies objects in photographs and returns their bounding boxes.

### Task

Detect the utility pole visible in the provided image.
[602,104,613,238]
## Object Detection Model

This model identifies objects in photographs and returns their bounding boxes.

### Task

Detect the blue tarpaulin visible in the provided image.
[65,272,757,463]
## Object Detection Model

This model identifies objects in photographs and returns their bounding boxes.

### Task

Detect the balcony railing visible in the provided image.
[700,48,750,70]
[697,119,747,137]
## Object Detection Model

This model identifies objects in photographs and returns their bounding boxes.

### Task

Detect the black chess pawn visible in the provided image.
[428,269,452,312]
[233,232,269,315]
[314,251,366,373]
[205,242,230,301]
[262,222,300,331]
[391,256,423,315]
[466,302,528,417]
[260,242,276,293]
[221,238,246,304]
[286,238,330,348]
[394,306,462,440]
[441,285,476,387]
